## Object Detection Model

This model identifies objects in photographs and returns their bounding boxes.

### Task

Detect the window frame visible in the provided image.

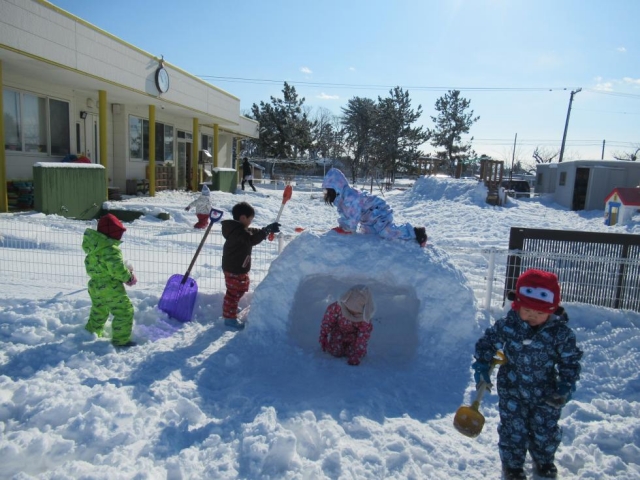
[3,87,70,156]
[129,114,175,162]
[559,171,567,186]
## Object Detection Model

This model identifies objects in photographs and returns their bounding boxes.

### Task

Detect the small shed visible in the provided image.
[536,160,640,211]
[604,187,640,226]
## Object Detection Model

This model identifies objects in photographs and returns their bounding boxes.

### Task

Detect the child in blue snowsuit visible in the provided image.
[473,269,582,480]
[321,168,427,247]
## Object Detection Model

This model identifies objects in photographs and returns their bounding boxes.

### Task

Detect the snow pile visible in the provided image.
[247,231,481,366]
[1,179,640,478]
[411,176,488,205]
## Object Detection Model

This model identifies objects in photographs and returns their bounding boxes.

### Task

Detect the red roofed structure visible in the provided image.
[604,187,640,225]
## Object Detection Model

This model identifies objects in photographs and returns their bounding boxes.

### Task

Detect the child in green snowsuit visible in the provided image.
[83,213,137,347]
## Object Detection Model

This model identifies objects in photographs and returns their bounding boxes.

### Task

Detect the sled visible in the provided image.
[158,208,223,322]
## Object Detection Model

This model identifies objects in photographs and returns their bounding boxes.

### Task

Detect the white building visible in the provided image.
[0,0,258,211]
[536,160,640,211]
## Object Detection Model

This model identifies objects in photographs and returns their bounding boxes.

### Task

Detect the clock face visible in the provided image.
[155,67,170,93]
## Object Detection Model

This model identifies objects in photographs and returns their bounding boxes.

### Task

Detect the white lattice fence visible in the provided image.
[0,216,282,294]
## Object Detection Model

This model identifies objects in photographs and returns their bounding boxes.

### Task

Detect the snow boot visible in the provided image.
[414,227,427,247]
[534,463,557,479]
[224,317,245,330]
[502,466,527,480]
[113,340,137,348]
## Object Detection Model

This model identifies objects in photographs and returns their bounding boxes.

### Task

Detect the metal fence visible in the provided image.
[505,227,640,312]
[2,217,640,314]
[0,216,282,294]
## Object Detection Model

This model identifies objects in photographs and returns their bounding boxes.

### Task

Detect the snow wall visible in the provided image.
[246,231,483,367]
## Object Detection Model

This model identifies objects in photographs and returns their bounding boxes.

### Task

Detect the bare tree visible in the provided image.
[310,107,335,159]
[612,147,640,162]
[532,146,559,164]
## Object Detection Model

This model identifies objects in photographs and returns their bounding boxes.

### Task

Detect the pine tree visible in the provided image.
[371,87,429,180]
[341,97,377,182]
[428,90,480,176]
[248,82,315,160]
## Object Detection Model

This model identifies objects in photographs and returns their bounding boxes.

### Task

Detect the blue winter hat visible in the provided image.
[201,185,210,196]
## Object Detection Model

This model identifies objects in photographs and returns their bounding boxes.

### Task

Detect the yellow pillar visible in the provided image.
[213,124,219,169]
[191,118,199,191]
[0,61,7,212]
[149,105,156,196]
[99,90,108,199]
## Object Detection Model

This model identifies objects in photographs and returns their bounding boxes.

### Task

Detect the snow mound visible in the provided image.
[411,176,488,206]
[246,232,482,366]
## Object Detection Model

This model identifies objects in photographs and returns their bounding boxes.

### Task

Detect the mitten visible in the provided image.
[414,227,427,247]
[347,357,360,366]
[125,273,137,286]
[472,361,492,391]
[545,382,574,408]
[263,222,281,234]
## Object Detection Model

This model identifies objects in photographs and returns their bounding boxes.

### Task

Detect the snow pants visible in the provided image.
[85,278,134,345]
[498,392,563,469]
[223,271,249,319]
[194,214,209,229]
[241,177,257,192]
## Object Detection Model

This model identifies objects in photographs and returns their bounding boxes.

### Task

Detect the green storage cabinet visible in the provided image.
[211,167,238,194]
[33,163,106,219]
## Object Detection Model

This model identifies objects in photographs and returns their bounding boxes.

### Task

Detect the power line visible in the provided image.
[196,75,640,99]
[196,75,574,93]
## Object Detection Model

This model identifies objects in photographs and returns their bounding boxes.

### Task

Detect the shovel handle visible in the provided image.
[471,359,499,407]
[268,186,291,241]
[182,216,218,283]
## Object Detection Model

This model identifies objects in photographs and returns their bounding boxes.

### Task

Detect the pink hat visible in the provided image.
[512,269,561,314]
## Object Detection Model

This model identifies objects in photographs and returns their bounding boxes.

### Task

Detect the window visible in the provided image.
[50,98,70,155]
[559,172,567,186]
[129,115,174,161]
[3,89,70,155]
[4,90,21,151]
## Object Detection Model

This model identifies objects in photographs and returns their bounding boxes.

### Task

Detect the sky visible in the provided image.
[48,0,640,163]
[1,177,640,478]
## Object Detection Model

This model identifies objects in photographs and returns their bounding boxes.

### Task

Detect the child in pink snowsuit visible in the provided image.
[185,184,213,229]
[319,285,375,365]
[322,168,427,247]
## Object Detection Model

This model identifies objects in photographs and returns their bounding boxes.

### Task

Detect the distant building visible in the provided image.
[1,0,258,207]
[536,160,640,211]
[604,187,640,226]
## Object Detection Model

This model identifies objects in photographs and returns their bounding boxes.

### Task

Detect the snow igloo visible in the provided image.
[246,231,481,366]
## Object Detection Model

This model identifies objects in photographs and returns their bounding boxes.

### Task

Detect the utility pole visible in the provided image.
[601,140,605,160]
[558,88,581,163]
[509,132,517,187]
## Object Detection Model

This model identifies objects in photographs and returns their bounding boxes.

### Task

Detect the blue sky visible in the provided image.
[51,0,639,165]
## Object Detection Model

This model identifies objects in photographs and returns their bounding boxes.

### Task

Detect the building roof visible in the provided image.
[605,187,640,206]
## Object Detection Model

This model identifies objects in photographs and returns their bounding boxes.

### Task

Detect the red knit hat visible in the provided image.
[97,213,126,241]
[512,269,561,314]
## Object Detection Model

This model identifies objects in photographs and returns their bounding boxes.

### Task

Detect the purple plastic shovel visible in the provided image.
[158,208,223,322]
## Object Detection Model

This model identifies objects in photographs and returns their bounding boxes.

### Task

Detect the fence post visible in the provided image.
[485,248,496,311]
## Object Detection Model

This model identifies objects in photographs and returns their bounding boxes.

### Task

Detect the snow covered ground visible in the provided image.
[1,176,639,479]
